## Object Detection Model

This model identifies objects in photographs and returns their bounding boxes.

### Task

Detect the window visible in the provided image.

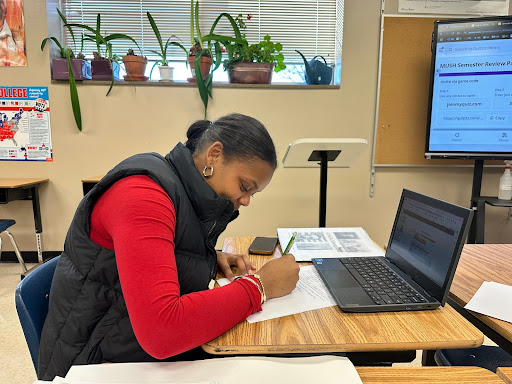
[60,0,344,83]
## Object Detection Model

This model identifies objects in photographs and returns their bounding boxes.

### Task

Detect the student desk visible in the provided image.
[498,367,512,384]
[0,178,48,263]
[449,244,512,354]
[81,175,102,196]
[202,237,483,356]
[65,362,504,383]
[448,244,512,354]
[356,367,502,383]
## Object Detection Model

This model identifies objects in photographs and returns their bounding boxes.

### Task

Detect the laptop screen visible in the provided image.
[385,190,472,303]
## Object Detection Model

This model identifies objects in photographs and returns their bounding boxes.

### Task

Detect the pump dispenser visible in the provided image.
[498,160,512,200]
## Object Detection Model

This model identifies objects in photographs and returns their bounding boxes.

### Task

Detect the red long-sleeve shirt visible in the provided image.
[89,175,262,359]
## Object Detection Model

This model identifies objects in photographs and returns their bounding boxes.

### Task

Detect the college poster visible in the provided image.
[0,0,26,66]
[0,87,53,161]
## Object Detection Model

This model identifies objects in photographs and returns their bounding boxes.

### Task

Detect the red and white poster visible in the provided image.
[0,87,52,161]
[0,0,26,66]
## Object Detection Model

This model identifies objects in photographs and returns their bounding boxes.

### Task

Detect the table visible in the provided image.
[449,244,512,354]
[81,175,102,196]
[498,367,512,384]
[65,360,504,384]
[469,197,512,244]
[0,178,48,263]
[356,366,502,383]
[202,237,483,355]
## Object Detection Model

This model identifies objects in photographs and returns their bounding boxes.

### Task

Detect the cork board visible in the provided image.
[375,16,479,165]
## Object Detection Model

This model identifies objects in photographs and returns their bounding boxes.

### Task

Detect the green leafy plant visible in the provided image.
[188,0,246,117]
[67,14,141,95]
[223,14,286,72]
[41,8,83,131]
[146,12,188,78]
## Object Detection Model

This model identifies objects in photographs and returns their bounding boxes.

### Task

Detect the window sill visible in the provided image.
[51,79,340,90]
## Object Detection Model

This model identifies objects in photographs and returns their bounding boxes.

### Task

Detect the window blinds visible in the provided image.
[61,0,343,65]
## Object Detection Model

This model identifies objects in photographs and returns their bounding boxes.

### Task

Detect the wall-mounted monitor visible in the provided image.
[425,16,512,159]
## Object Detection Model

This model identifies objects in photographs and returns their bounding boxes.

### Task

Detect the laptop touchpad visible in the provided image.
[322,270,360,289]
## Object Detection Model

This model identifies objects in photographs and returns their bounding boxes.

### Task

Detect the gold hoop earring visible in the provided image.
[203,165,214,178]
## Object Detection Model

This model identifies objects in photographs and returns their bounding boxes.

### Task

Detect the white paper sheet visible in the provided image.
[65,356,363,384]
[34,378,211,384]
[277,227,384,261]
[464,281,512,323]
[398,0,510,15]
[217,265,336,323]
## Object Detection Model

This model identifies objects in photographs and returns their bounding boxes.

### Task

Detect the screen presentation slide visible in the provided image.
[428,19,512,154]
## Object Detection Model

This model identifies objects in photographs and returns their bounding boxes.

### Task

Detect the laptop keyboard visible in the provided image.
[341,258,429,305]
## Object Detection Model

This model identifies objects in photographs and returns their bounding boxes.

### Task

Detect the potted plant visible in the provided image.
[40,8,85,131]
[41,9,91,81]
[146,12,188,82]
[68,14,141,94]
[188,1,245,116]
[223,15,286,84]
[122,48,148,81]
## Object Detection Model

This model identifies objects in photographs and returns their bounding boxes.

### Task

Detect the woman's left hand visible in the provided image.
[216,251,256,281]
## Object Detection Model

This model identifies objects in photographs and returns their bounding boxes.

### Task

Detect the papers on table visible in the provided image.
[465,281,512,324]
[217,265,336,323]
[277,227,384,261]
[63,356,363,384]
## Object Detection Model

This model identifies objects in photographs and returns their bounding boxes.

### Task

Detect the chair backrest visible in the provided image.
[15,256,60,373]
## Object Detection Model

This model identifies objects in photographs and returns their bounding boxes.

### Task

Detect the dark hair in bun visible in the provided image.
[185,113,277,169]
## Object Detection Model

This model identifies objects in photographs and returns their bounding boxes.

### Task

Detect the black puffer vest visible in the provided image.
[38,143,238,380]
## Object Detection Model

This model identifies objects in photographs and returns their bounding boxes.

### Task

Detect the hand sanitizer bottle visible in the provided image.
[498,160,512,200]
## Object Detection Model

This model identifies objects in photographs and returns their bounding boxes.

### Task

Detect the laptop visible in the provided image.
[312,189,473,313]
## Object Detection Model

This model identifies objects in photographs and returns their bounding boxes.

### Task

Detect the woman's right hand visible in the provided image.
[256,254,300,299]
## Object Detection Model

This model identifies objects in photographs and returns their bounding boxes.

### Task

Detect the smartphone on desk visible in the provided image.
[248,237,278,255]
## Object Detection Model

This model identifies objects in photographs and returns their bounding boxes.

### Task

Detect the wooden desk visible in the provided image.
[0,178,48,263]
[357,366,502,383]
[81,175,102,196]
[498,367,512,384]
[449,244,512,354]
[202,237,483,355]
[66,362,503,383]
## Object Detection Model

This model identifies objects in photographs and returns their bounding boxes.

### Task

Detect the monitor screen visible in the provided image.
[386,190,472,303]
[425,16,512,159]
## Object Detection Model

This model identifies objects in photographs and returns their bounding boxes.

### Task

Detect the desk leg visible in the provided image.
[30,186,44,263]
[422,350,437,366]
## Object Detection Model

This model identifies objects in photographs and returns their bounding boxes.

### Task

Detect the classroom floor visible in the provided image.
[3,260,497,384]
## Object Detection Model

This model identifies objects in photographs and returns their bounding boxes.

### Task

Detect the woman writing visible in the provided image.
[38,113,300,380]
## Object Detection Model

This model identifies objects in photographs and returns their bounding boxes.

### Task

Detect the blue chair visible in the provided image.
[15,255,60,373]
[0,219,27,272]
[435,346,512,372]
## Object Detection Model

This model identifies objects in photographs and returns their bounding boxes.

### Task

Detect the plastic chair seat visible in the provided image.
[434,345,512,372]
[0,219,16,232]
[15,256,60,374]
[0,219,27,272]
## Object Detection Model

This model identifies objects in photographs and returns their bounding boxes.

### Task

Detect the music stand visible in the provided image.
[282,138,368,227]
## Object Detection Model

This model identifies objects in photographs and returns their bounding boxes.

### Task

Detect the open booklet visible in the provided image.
[277,227,384,262]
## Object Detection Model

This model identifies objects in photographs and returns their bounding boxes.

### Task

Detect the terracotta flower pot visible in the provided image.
[51,58,91,80]
[228,62,274,84]
[187,55,212,81]
[122,55,148,81]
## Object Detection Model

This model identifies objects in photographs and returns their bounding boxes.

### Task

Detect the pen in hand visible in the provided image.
[283,231,297,255]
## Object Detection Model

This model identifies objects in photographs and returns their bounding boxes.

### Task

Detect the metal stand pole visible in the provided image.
[319,151,328,228]
[467,159,483,244]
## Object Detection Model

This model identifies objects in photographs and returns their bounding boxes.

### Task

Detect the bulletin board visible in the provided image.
[374,15,479,166]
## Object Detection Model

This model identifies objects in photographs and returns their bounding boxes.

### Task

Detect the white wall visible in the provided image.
[1,0,510,255]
